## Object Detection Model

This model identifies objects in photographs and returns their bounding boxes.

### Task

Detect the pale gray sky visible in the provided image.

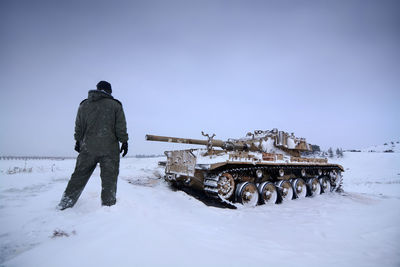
[1,0,399,156]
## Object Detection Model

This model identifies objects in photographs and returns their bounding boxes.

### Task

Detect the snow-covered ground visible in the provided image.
[362,141,400,153]
[1,152,399,267]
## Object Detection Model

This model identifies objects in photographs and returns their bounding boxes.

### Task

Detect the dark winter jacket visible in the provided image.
[74,90,128,156]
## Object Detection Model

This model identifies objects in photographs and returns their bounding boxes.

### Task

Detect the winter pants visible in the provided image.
[59,152,120,209]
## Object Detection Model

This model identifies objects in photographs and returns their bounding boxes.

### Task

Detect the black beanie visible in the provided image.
[96,81,112,94]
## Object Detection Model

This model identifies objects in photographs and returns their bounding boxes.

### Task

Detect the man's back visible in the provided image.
[75,90,128,156]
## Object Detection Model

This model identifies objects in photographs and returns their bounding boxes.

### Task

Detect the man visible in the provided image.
[58,81,129,210]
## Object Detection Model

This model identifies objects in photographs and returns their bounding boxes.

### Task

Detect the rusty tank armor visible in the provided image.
[146,129,344,206]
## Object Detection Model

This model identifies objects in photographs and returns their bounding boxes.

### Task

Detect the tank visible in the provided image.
[146,129,344,206]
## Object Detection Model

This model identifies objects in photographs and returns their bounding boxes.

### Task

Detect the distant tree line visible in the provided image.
[303,145,344,158]
[324,147,343,158]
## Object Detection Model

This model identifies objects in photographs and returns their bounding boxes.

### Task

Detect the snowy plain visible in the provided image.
[0,152,399,267]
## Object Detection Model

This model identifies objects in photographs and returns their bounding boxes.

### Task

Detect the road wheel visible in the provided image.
[319,177,331,193]
[307,177,321,197]
[235,182,259,207]
[292,178,307,199]
[276,180,294,202]
[258,182,278,204]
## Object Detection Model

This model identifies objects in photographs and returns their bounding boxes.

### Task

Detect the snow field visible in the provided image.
[0,152,399,267]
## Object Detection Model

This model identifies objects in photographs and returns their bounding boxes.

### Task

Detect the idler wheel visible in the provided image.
[307,177,321,197]
[258,182,278,204]
[292,178,307,198]
[217,173,235,200]
[276,180,294,202]
[319,177,331,193]
[235,182,259,207]
[330,171,343,191]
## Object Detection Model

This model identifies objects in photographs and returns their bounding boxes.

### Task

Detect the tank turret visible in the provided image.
[146,128,312,157]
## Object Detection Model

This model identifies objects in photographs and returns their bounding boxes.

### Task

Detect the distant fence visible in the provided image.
[0,155,165,160]
[0,156,76,161]
[132,154,165,158]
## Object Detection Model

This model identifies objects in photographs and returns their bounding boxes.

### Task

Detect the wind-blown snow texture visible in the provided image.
[1,152,399,267]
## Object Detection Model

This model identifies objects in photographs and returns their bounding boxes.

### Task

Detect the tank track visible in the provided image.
[203,165,342,205]
[204,175,219,196]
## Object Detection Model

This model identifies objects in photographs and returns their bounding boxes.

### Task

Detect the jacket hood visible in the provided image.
[88,90,114,102]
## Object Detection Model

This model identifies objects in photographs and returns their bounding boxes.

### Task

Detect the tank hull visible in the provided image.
[162,149,344,205]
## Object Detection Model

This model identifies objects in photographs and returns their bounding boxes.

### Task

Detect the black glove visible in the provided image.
[74,141,80,153]
[120,142,128,157]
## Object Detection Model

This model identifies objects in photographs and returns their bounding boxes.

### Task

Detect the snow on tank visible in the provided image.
[146,129,344,207]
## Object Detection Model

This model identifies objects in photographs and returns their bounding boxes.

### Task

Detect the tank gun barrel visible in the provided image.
[145,134,224,147]
[145,134,247,150]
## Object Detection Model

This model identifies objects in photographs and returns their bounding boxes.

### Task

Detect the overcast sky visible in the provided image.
[1,0,399,156]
